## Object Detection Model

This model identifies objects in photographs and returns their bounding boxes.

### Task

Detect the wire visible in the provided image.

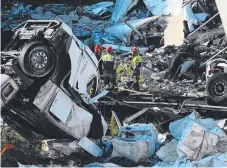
[170,64,183,82]
[178,97,201,114]
[154,115,182,127]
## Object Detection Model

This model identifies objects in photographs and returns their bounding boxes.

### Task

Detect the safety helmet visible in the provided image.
[94,44,102,53]
[106,46,113,53]
[131,47,139,55]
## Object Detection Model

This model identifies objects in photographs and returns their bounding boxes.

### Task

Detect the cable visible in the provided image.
[178,97,201,114]
[170,64,183,82]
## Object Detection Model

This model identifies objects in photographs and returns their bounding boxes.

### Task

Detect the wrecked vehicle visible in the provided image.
[205,58,227,105]
[204,1,227,105]
[1,20,107,140]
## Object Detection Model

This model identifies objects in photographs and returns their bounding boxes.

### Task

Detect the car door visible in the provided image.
[68,35,99,102]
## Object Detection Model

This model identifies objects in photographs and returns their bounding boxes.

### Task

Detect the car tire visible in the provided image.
[19,41,55,78]
[206,73,227,105]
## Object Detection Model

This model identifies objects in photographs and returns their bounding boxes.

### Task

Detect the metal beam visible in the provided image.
[123,107,150,124]
[123,101,227,112]
[199,46,227,68]
[188,13,219,37]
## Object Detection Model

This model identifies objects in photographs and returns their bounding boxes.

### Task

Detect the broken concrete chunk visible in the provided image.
[156,139,179,163]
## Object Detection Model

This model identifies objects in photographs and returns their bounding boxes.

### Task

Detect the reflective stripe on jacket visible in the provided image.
[101,54,113,61]
[132,55,142,67]
[101,54,114,71]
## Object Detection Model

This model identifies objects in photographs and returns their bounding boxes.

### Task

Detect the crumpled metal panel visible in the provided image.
[144,0,182,16]
[106,16,159,43]
[111,0,139,23]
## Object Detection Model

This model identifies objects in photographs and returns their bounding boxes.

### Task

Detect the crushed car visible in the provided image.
[1,20,107,141]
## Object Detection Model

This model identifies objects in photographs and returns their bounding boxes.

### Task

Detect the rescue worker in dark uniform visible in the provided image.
[131,47,142,91]
[94,44,103,76]
[101,46,115,87]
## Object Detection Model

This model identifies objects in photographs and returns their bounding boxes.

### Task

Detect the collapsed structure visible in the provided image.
[1,0,227,167]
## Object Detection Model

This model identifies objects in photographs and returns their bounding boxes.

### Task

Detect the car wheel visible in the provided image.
[206,73,227,105]
[19,42,55,78]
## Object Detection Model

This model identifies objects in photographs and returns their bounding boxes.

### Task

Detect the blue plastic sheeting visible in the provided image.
[144,0,182,16]
[111,0,139,23]
[84,2,113,16]
[84,163,119,167]
[92,32,103,45]
[180,60,195,74]
[106,16,159,43]
[152,162,174,168]
[169,111,226,140]
[43,4,74,15]
[120,124,158,147]
[183,4,208,32]
[153,153,227,167]
[88,90,109,104]
[101,34,122,45]
[18,162,39,168]
[112,124,158,162]
[12,3,27,15]
[174,153,227,167]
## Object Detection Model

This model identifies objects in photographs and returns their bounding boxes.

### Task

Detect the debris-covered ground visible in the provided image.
[1,0,227,167]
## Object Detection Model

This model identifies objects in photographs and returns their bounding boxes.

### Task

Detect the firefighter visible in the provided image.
[131,47,142,91]
[94,44,103,76]
[101,46,115,88]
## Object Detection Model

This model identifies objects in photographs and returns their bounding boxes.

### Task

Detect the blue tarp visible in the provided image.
[169,111,226,140]
[173,153,227,167]
[180,60,195,74]
[183,4,208,32]
[144,0,182,16]
[88,90,109,104]
[111,0,139,23]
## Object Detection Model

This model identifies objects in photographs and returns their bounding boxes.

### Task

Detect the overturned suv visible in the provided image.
[1,20,107,140]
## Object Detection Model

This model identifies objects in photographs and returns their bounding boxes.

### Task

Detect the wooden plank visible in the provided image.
[123,107,150,124]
